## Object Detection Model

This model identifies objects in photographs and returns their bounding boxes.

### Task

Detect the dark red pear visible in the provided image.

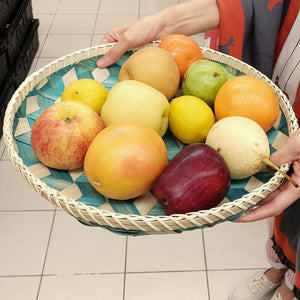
[152,143,231,215]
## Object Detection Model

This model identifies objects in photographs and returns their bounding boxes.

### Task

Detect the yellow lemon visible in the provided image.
[61,78,108,114]
[169,95,215,144]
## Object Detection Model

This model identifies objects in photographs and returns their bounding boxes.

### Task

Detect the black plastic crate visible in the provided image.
[0,77,15,138]
[13,18,39,87]
[0,0,22,32]
[1,0,33,66]
[0,48,8,89]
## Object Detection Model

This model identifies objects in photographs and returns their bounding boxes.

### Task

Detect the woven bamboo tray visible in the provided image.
[3,42,299,236]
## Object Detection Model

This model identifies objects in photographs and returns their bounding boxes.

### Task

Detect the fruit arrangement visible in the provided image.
[30,34,286,216]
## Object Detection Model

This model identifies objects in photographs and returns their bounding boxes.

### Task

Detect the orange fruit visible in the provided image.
[158,34,203,79]
[214,75,280,132]
[84,120,168,200]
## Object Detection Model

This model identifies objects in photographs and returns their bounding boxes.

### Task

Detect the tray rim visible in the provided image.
[3,42,299,234]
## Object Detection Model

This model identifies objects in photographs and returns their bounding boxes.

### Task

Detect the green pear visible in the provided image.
[182,60,233,106]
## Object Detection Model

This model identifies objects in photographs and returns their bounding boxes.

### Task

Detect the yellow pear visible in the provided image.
[101,80,170,137]
[205,116,270,179]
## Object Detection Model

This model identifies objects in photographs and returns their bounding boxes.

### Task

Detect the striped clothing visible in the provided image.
[215,0,300,297]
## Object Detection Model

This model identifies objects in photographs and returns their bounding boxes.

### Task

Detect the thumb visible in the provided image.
[270,130,300,167]
[270,145,295,167]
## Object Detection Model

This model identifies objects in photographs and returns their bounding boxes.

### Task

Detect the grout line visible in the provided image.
[36,209,57,300]
[0,209,56,213]
[0,267,268,279]
[123,236,128,300]
[201,229,211,300]
[138,0,141,19]
[89,0,103,46]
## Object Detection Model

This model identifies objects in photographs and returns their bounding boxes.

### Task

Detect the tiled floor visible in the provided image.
[0,0,271,299]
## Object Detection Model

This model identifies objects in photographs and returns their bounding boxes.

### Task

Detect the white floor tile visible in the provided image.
[1,147,10,160]
[35,14,55,34]
[35,57,61,71]
[203,220,270,270]
[0,161,54,210]
[0,276,41,300]
[57,0,101,14]
[94,14,138,35]
[43,211,127,274]
[36,33,47,57]
[91,34,104,46]
[126,229,206,272]
[50,14,97,34]
[28,58,38,75]
[40,34,92,57]
[32,0,61,14]
[140,0,179,15]
[38,274,124,300]
[0,211,54,276]
[99,0,139,14]
[125,271,209,300]
[0,138,5,159]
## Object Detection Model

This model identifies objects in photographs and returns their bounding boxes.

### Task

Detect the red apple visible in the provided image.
[31,100,105,170]
[152,143,231,215]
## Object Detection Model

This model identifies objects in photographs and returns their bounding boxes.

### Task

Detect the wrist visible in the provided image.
[157,0,220,37]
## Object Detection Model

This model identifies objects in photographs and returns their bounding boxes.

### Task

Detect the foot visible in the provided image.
[271,281,296,300]
[229,268,285,300]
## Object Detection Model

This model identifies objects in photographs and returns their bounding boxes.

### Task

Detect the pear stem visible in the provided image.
[261,157,299,188]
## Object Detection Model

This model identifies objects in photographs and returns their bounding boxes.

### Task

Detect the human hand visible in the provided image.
[96,15,167,68]
[234,128,300,222]
[96,0,220,68]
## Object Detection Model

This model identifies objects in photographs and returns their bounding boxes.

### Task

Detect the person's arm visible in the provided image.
[235,129,300,222]
[96,0,219,68]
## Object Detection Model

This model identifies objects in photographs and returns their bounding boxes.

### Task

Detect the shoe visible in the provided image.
[229,270,281,300]
[270,288,297,300]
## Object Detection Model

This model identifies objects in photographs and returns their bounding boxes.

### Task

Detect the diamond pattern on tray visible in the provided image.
[12,52,289,219]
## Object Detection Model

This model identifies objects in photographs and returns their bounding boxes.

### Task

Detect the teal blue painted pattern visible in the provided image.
[12,50,289,235]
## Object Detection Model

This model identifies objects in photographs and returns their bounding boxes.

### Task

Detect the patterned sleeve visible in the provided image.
[216,0,285,78]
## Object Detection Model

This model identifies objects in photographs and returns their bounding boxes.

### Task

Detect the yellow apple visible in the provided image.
[31,100,105,170]
[100,80,170,137]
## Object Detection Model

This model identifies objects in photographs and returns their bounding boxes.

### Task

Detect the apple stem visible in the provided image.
[261,157,299,188]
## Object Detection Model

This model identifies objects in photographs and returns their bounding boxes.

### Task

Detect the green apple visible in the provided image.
[101,80,170,137]
[182,60,233,106]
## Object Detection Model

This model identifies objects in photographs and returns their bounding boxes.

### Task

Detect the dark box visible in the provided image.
[13,18,39,86]
[0,0,22,32]
[0,0,33,66]
[0,77,15,138]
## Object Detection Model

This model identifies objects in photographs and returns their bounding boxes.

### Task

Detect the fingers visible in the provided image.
[234,178,300,222]
[97,40,131,68]
[270,129,300,167]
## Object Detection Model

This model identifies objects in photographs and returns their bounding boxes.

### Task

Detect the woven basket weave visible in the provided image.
[3,42,299,235]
